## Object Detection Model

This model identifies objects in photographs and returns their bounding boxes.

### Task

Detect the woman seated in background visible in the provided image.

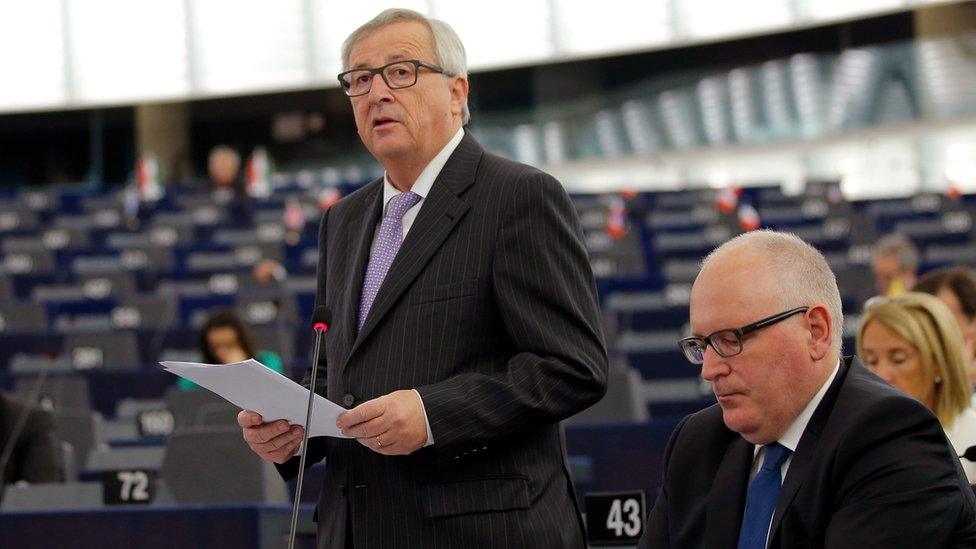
[915,266,976,392]
[178,310,284,391]
[857,292,976,481]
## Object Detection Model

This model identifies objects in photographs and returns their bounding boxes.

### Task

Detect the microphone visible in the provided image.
[960,445,976,463]
[287,305,331,549]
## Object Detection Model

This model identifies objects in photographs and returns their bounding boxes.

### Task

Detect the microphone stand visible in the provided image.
[287,323,326,549]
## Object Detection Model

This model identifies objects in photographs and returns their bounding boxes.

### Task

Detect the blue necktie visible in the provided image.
[737,442,792,549]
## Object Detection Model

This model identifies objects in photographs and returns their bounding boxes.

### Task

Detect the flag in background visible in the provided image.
[738,201,761,232]
[715,185,741,213]
[135,152,163,201]
[246,146,271,198]
[606,195,628,239]
[946,180,963,202]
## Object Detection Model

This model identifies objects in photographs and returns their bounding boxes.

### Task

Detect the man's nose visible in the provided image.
[700,346,729,382]
[367,73,393,103]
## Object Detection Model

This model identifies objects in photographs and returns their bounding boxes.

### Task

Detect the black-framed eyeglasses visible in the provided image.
[337,60,451,97]
[677,307,810,365]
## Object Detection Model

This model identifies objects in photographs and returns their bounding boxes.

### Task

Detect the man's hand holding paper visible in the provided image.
[237,410,305,464]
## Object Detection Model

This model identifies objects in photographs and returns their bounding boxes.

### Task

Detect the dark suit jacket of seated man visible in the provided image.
[641,231,976,548]
[0,390,63,494]
[237,8,608,549]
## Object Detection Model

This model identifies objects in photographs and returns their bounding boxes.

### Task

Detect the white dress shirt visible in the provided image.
[946,406,976,483]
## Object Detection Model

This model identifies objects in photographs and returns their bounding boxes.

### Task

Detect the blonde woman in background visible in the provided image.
[857,292,976,481]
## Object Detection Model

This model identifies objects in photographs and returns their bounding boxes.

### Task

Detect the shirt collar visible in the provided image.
[774,359,841,453]
[381,127,465,212]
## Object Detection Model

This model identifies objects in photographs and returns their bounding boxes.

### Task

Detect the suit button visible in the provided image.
[342,394,355,407]
[339,484,347,498]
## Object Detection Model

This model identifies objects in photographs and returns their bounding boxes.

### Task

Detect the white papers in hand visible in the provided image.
[159,359,350,438]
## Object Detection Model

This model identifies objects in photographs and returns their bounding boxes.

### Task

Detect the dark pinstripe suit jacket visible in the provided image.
[279,131,609,548]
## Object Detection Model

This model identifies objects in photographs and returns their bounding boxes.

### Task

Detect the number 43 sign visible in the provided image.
[585,491,646,545]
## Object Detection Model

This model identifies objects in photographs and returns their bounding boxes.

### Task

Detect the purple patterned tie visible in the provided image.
[358,191,422,331]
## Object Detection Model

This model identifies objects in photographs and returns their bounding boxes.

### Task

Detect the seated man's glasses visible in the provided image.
[678,307,810,365]
[338,59,451,97]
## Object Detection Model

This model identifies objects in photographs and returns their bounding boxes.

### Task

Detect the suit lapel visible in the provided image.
[705,435,754,549]
[768,358,852,543]
[350,132,482,355]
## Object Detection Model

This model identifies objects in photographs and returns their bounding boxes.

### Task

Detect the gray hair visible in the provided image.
[873,233,919,271]
[701,230,845,354]
[341,8,470,125]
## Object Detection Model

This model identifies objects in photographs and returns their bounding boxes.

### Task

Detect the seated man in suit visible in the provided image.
[641,230,976,548]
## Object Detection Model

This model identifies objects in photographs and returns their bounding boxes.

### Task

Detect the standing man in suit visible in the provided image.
[641,230,976,548]
[237,8,608,548]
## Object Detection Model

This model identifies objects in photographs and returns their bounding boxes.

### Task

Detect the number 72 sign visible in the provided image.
[585,491,646,545]
[101,469,156,505]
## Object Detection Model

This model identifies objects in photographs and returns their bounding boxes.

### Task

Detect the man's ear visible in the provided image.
[807,305,832,361]
[449,76,469,119]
